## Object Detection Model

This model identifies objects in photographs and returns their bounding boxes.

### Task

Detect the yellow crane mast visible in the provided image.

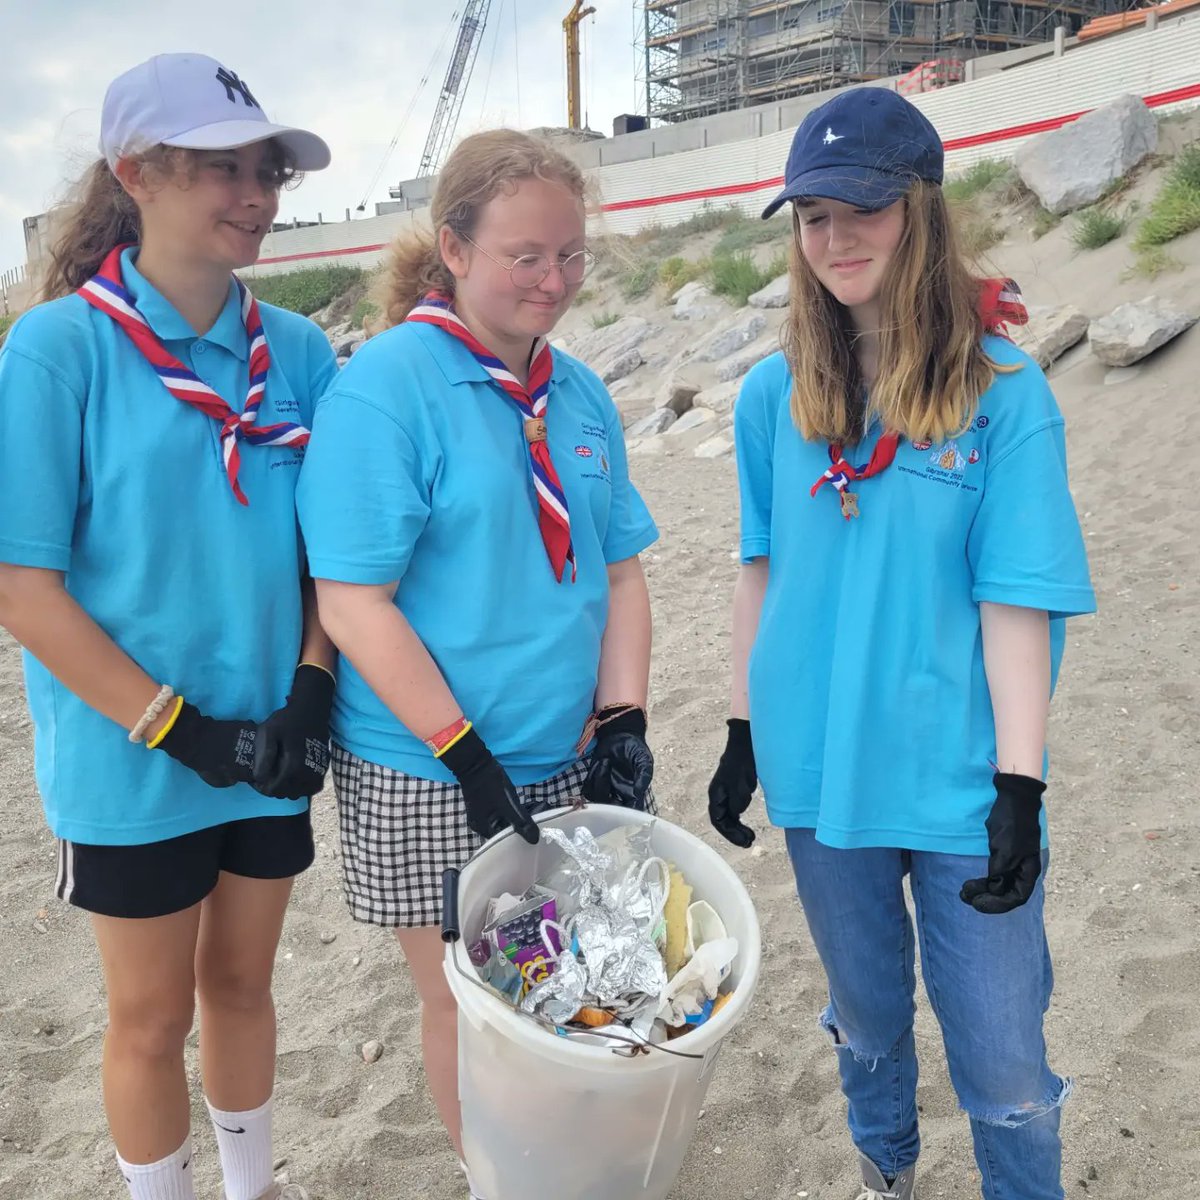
[564,1,597,130]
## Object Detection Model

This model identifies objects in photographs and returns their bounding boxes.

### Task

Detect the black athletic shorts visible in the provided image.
[53,809,315,919]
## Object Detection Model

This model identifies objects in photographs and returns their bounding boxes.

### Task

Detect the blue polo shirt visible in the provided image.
[0,247,337,845]
[296,319,658,784]
[735,337,1096,855]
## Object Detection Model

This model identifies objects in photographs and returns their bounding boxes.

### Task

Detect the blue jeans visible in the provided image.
[785,830,1070,1200]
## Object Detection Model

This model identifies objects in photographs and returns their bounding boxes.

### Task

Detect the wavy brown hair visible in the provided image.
[375,129,588,329]
[781,181,1013,446]
[41,143,299,302]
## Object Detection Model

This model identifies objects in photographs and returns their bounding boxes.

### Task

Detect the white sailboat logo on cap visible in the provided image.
[823,127,845,145]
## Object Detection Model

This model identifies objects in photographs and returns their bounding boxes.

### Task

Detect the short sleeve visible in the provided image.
[967,417,1096,618]
[0,338,84,571]
[734,368,774,562]
[601,410,658,563]
[296,389,433,585]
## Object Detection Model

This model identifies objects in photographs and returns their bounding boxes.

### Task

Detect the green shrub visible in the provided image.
[590,310,620,329]
[1134,145,1200,248]
[1124,247,1184,280]
[713,212,789,257]
[944,159,1013,204]
[1071,207,1125,250]
[0,313,12,339]
[350,296,379,328]
[1032,207,1062,239]
[246,265,366,315]
[573,287,596,305]
[620,259,658,300]
[709,252,787,307]
[658,255,708,295]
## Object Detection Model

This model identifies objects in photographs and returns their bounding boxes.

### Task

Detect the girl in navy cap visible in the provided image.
[0,54,334,1200]
[708,88,1095,1200]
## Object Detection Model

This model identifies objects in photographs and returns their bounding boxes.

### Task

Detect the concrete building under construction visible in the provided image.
[640,0,1122,122]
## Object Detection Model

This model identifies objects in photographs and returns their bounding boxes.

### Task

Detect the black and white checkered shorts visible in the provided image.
[331,745,589,928]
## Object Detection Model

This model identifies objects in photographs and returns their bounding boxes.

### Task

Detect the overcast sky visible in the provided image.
[1,1,643,270]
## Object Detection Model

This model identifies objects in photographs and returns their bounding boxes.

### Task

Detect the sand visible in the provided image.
[4,144,1200,1198]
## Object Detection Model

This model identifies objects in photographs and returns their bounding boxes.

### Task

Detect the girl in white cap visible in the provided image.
[0,54,334,1200]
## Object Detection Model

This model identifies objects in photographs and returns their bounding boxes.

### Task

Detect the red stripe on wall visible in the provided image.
[256,241,388,266]
[256,80,1200,265]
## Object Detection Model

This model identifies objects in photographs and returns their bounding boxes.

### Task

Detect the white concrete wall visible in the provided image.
[239,15,1200,277]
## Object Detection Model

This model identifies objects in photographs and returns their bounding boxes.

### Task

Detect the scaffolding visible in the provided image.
[639,0,1120,122]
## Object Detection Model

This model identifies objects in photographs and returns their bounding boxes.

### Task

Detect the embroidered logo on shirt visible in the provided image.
[575,445,593,457]
[968,448,980,464]
[975,415,990,429]
[912,440,932,451]
[930,441,966,473]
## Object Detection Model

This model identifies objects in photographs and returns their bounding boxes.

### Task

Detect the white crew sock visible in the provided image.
[206,1095,275,1200]
[116,1136,197,1200]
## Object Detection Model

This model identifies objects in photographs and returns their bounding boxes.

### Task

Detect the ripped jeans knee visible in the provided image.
[818,1005,903,1073]
[964,1075,1074,1129]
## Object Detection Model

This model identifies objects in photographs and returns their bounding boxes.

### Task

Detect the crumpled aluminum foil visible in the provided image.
[522,823,668,1025]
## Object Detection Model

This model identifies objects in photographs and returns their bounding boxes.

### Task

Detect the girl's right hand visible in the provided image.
[437,726,540,845]
[152,701,258,790]
[708,718,758,848]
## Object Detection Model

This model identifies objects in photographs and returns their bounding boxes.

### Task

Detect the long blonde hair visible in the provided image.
[781,181,1009,446]
[375,129,588,328]
[41,143,298,302]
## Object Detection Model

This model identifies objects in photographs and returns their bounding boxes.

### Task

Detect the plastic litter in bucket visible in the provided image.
[443,805,761,1200]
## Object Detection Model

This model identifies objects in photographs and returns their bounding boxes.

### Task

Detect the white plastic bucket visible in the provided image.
[443,805,761,1200]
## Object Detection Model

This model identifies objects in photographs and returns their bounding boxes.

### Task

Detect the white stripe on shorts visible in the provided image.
[55,839,76,904]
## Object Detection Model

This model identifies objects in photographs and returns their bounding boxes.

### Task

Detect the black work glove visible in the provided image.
[960,773,1046,915]
[439,726,539,845]
[581,707,654,810]
[252,664,335,800]
[155,702,257,790]
[708,718,757,848]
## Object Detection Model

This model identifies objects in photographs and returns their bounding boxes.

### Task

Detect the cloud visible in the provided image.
[0,0,642,270]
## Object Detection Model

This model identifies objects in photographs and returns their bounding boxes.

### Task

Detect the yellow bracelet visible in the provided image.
[146,696,185,750]
[299,662,336,682]
[433,719,474,758]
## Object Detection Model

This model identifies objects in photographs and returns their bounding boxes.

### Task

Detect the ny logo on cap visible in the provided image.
[215,67,260,108]
[822,127,845,145]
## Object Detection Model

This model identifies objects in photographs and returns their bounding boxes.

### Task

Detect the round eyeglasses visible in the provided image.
[462,234,596,289]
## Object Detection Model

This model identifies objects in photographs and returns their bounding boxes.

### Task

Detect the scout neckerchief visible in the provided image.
[810,277,1029,521]
[77,243,310,506]
[406,291,576,583]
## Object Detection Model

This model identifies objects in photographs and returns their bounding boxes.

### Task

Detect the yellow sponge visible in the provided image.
[663,867,694,979]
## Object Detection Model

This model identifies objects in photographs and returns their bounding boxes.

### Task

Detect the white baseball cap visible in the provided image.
[100,53,331,171]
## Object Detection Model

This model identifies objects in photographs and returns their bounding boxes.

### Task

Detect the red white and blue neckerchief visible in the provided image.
[810,277,1029,519]
[76,244,310,506]
[406,291,576,583]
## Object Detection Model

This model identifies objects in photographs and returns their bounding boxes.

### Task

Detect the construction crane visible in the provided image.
[417,0,493,178]
[564,1,597,130]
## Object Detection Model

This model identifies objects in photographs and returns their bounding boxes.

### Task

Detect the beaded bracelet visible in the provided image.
[128,684,175,744]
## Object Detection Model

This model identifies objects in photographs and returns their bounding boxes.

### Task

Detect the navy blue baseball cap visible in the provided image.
[762,88,943,218]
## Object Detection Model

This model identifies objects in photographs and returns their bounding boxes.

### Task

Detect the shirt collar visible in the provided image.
[420,319,565,387]
[119,247,248,361]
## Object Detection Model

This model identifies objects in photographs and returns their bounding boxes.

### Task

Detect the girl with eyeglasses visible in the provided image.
[295,129,658,1198]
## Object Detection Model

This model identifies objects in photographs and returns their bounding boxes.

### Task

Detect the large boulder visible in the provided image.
[715,336,779,383]
[626,407,677,438]
[747,274,790,309]
[1014,94,1157,215]
[672,281,727,322]
[664,406,720,451]
[1088,298,1196,366]
[694,431,736,460]
[568,316,656,384]
[693,379,741,416]
[1013,305,1090,368]
[696,313,768,363]
[657,376,701,416]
